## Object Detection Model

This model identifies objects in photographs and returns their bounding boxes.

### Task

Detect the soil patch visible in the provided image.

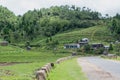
[0,62,31,66]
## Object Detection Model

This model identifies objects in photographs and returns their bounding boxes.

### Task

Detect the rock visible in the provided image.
[36,70,47,80]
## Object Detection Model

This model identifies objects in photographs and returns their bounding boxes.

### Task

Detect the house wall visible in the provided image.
[64,44,80,49]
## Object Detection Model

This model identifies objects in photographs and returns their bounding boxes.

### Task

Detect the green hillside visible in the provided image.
[37,26,114,46]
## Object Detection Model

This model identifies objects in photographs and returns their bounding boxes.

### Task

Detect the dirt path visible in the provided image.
[0,62,31,66]
[77,57,120,80]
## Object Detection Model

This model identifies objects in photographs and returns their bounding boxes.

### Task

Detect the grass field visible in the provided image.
[0,45,69,80]
[36,26,114,46]
[115,57,120,61]
[48,58,88,80]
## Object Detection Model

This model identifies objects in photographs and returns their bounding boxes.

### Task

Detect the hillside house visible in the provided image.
[79,42,88,46]
[64,44,80,49]
[81,38,89,43]
[91,43,104,49]
[79,38,89,46]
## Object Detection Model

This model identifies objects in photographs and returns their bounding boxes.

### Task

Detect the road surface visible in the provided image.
[77,57,120,80]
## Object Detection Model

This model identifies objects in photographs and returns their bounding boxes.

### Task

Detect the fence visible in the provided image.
[36,56,73,80]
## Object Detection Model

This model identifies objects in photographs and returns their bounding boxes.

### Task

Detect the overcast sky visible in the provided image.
[0,0,120,16]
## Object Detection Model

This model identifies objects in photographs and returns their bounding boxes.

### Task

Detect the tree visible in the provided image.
[84,44,91,53]
[0,5,102,43]
[109,43,113,51]
[111,19,117,33]
[115,43,120,56]
[110,18,120,40]
[46,38,49,43]
[25,41,30,47]
[0,6,17,42]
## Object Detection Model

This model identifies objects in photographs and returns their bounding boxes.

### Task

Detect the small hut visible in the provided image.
[79,38,89,46]
[91,43,104,49]
[0,41,8,46]
[81,38,89,43]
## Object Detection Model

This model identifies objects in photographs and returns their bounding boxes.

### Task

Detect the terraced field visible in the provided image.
[0,45,69,80]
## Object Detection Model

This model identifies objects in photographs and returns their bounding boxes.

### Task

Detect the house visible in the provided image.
[64,38,89,49]
[64,44,80,49]
[81,38,89,43]
[79,38,89,46]
[0,41,8,46]
[91,43,104,49]
[79,42,88,47]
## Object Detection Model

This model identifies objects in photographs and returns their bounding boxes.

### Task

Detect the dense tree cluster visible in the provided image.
[0,5,102,43]
[109,13,120,40]
[0,6,17,42]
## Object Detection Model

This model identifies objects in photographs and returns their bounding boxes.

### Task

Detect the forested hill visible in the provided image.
[1,5,119,43]
[0,6,17,42]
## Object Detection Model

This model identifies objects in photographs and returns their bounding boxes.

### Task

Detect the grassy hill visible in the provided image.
[36,26,114,46]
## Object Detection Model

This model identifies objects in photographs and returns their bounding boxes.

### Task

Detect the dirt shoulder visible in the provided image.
[77,58,119,80]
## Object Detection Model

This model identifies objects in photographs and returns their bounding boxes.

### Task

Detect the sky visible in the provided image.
[0,0,120,16]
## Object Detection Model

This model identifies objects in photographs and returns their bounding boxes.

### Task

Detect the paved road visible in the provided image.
[77,57,120,80]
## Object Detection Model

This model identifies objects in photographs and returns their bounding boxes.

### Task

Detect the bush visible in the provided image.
[94,48,104,54]
[25,41,30,47]
[109,43,113,51]
[84,44,91,53]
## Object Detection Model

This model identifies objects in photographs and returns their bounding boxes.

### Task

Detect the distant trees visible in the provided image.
[0,11,17,42]
[0,5,102,43]
[115,43,120,56]
[109,14,120,40]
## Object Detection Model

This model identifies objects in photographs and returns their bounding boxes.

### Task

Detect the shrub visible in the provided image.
[109,43,113,51]
[94,48,104,54]
[25,41,30,47]
[84,44,91,53]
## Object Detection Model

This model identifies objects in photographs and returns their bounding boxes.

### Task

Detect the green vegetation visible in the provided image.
[109,14,120,40]
[0,63,45,80]
[0,3,120,80]
[109,43,113,51]
[115,57,120,61]
[38,26,113,45]
[0,45,69,80]
[48,58,88,80]
[0,5,102,43]
[114,43,120,56]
